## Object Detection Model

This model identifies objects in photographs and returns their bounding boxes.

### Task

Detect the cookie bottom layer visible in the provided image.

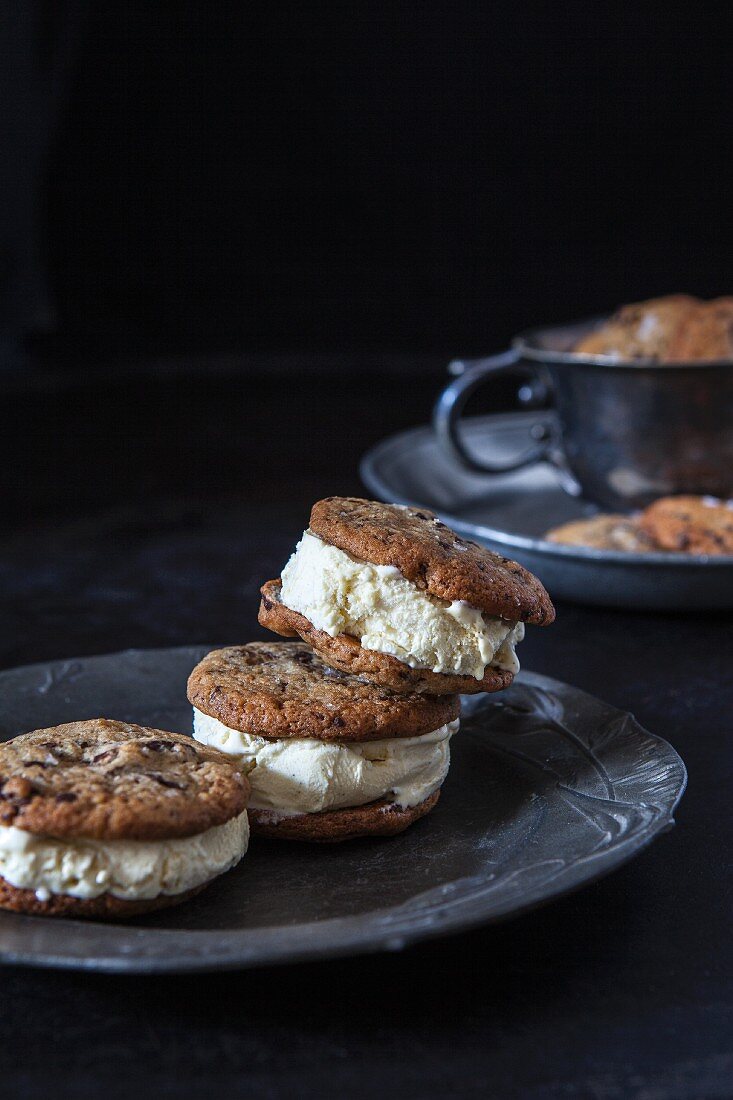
[249,790,440,842]
[259,580,514,696]
[0,877,213,920]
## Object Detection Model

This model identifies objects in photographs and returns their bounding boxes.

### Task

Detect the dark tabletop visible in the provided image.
[0,360,730,1099]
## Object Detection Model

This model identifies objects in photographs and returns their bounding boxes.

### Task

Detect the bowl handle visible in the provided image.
[433,348,553,475]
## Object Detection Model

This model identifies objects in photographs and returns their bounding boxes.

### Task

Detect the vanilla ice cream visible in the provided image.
[0,811,249,902]
[279,530,524,679]
[193,709,458,817]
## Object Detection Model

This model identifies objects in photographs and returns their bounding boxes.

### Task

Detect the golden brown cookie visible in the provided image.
[308,498,554,624]
[188,641,460,741]
[0,720,250,920]
[0,720,248,840]
[640,496,733,554]
[667,297,733,361]
[545,515,658,552]
[258,580,515,696]
[574,295,700,360]
[249,790,440,842]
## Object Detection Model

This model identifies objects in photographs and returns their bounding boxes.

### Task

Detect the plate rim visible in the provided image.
[360,415,733,568]
[0,648,687,974]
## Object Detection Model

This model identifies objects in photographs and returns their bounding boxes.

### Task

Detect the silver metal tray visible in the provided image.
[0,647,685,973]
[360,412,733,609]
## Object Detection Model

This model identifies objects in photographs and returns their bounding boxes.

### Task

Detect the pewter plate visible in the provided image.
[0,647,686,973]
[360,412,733,609]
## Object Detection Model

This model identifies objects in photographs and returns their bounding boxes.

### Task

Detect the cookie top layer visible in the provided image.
[640,496,733,555]
[308,498,555,624]
[188,642,460,741]
[0,720,249,841]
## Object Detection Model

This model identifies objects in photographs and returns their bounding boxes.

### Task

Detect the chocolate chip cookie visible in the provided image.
[574,294,733,363]
[308,498,554,623]
[189,642,459,841]
[0,719,250,918]
[188,642,460,742]
[573,295,700,361]
[545,515,657,552]
[640,495,733,554]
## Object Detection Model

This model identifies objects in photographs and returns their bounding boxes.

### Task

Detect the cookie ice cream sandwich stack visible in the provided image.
[259,497,554,695]
[190,498,553,840]
[0,720,250,918]
[189,643,460,841]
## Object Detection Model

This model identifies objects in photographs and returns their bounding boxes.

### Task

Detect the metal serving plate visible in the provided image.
[361,412,733,609]
[0,647,685,973]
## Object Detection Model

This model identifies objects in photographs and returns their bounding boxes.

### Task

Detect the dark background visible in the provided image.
[3,1,733,365]
[1,6,732,1099]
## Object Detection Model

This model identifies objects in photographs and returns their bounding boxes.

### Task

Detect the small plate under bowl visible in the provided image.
[360,412,733,610]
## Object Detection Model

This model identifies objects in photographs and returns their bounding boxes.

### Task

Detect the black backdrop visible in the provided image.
[6,1,733,359]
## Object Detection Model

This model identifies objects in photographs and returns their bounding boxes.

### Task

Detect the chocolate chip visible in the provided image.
[92,748,118,764]
[143,740,176,753]
[248,648,275,664]
[2,777,35,800]
[150,773,184,790]
[332,716,346,728]
[55,792,77,803]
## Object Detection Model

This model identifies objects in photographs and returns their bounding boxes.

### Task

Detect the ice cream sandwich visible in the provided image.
[188,642,460,841]
[0,720,249,918]
[259,497,554,694]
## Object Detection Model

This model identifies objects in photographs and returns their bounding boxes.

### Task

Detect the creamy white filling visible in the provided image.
[279,530,524,679]
[193,709,458,818]
[0,812,249,902]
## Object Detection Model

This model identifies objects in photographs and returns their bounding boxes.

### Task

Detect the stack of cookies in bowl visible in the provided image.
[189,497,555,842]
[0,496,554,919]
